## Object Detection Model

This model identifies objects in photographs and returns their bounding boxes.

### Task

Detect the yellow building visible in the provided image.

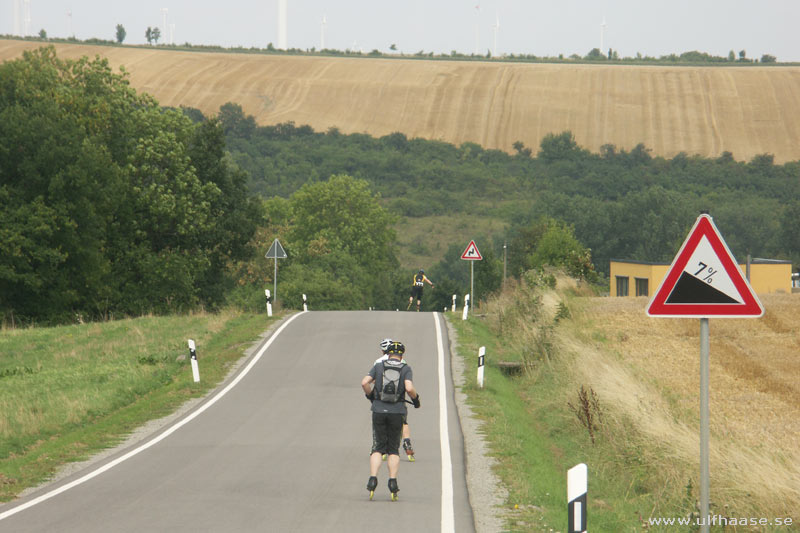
[610,259,793,297]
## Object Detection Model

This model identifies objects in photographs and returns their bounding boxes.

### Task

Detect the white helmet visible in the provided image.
[380,338,393,352]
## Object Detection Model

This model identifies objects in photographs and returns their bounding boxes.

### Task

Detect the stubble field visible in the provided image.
[3,39,800,163]
[574,293,800,519]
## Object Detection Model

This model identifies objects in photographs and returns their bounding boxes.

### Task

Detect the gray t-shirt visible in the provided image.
[369,359,413,414]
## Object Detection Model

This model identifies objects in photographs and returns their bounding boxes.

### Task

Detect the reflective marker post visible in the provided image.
[567,463,587,533]
[265,289,273,317]
[188,339,200,383]
[477,346,485,388]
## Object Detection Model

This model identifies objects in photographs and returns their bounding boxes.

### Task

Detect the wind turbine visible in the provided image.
[161,8,168,43]
[492,13,499,57]
[320,14,326,50]
[23,0,31,37]
[66,8,73,38]
[278,0,287,49]
[600,16,607,55]
[473,3,480,55]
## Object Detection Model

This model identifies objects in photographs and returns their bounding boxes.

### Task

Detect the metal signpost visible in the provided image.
[646,213,763,533]
[265,238,287,303]
[461,240,482,310]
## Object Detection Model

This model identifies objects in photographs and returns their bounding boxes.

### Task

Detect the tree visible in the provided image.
[284,174,398,309]
[145,27,153,44]
[38,29,47,39]
[761,54,777,63]
[116,24,126,44]
[217,102,256,139]
[151,27,161,44]
[538,131,581,162]
[728,50,736,62]
[0,47,259,322]
[739,49,747,61]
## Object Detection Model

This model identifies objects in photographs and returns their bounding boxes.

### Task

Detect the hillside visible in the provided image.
[2,39,800,163]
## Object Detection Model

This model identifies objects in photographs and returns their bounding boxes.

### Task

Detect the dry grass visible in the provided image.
[3,40,800,162]
[566,293,800,517]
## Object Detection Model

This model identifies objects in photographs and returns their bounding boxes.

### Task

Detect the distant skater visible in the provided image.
[407,269,434,311]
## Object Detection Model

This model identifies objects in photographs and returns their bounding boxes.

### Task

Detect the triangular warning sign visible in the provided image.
[265,238,287,259]
[461,240,482,260]
[647,214,763,318]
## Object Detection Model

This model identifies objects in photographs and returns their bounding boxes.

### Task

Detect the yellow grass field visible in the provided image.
[571,292,800,517]
[3,39,800,163]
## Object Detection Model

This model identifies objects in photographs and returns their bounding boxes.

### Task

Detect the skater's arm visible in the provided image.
[404,380,417,399]
[424,275,434,287]
[361,375,375,395]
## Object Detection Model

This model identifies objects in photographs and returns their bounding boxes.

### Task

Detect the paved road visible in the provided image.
[0,311,474,532]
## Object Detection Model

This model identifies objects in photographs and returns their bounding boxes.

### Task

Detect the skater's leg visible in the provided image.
[369,452,383,476]
[402,424,410,440]
[387,454,400,478]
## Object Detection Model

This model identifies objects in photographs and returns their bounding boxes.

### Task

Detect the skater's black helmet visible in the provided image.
[386,341,405,356]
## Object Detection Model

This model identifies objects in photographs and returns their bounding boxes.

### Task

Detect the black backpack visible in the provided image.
[378,359,406,403]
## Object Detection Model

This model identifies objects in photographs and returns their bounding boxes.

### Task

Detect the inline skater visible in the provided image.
[361,341,421,500]
[374,339,415,461]
[407,269,434,311]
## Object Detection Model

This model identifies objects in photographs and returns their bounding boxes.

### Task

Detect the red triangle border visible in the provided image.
[646,215,764,317]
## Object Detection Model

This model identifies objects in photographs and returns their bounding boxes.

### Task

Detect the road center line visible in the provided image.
[0,311,307,522]
[434,312,455,533]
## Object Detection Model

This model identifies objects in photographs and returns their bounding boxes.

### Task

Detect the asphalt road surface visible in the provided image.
[0,311,475,532]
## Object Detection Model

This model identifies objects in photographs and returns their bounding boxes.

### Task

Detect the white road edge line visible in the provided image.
[434,312,455,533]
[0,311,307,522]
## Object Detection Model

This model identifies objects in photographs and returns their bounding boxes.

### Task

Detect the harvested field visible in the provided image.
[3,39,800,162]
[572,293,800,517]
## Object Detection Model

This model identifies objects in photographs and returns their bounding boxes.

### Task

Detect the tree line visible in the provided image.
[216,104,799,279]
[3,47,798,324]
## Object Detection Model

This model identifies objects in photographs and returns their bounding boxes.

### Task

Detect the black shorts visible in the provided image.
[410,286,424,300]
[371,412,404,455]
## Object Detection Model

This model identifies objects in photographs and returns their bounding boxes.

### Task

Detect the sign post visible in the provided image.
[461,240,482,310]
[647,213,763,533]
[265,238,287,303]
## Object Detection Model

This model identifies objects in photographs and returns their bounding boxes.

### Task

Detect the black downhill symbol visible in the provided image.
[665,272,738,304]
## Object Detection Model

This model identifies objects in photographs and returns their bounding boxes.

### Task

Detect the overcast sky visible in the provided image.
[3,0,799,62]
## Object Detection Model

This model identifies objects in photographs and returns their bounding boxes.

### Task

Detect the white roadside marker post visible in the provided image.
[188,339,200,383]
[462,294,470,320]
[265,289,273,317]
[567,463,587,533]
[477,346,485,388]
[302,294,308,312]
[452,294,457,313]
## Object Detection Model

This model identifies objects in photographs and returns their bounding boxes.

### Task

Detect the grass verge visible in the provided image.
[0,310,278,502]
[446,274,798,532]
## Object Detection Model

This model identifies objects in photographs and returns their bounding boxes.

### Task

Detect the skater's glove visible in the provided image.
[412,394,421,408]
[366,390,375,402]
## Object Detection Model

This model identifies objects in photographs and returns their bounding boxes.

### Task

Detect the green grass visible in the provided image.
[393,213,508,269]
[0,310,278,502]
[447,313,700,532]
